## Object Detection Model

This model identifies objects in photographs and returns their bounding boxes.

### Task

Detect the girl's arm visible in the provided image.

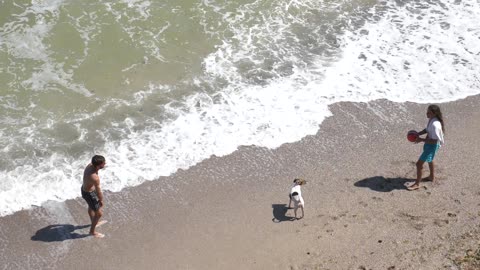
[415,128,437,144]
[417,128,427,135]
[416,137,438,144]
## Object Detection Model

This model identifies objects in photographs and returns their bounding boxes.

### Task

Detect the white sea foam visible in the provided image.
[318,0,480,104]
[1,0,479,216]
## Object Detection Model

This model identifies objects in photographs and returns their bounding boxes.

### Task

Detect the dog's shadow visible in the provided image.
[31,224,91,242]
[354,176,412,192]
[272,204,295,223]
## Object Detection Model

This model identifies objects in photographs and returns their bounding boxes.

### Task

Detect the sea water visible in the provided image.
[0,0,479,216]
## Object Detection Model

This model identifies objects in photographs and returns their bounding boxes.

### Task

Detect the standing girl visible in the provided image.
[408,105,445,191]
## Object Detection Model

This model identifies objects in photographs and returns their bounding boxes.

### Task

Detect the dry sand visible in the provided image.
[1,95,480,270]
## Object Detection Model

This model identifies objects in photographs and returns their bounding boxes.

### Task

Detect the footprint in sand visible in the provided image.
[433,219,449,227]
[412,223,426,231]
[447,213,457,218]
[359,201,368,207]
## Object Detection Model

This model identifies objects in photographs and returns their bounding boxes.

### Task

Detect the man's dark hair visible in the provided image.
[92,155,106,167]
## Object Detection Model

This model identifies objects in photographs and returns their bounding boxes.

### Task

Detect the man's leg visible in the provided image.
[428,161,435,183]
[88,208,95,224]
[89,207,104,237]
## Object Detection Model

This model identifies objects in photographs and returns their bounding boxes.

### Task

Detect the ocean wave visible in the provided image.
[0,0,479,216]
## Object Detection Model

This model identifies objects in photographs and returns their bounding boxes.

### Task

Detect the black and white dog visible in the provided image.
[288,178,306,219]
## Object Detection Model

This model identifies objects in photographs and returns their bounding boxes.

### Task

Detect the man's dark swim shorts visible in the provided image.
[81,187,101,211]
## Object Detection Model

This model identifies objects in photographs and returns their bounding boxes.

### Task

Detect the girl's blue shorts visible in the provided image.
[419,143,440,163]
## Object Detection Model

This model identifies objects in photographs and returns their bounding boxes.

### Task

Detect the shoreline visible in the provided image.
[1,94,480,269]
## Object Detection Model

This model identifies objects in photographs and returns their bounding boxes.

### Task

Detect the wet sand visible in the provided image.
[1,95,480,270]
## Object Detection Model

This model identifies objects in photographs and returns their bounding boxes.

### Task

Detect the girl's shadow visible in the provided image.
[271,204,295,223]
[354,176,412,192]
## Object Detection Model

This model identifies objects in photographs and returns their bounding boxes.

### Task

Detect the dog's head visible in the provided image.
[293,178,307,185]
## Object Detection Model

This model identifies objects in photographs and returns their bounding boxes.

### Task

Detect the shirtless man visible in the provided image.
[81,155,106,238]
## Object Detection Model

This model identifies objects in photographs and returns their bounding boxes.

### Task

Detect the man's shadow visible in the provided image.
[31,224,90,242]
[354,176,412,192]
[272,204,295,223]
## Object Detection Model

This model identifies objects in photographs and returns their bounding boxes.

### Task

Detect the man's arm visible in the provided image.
[93,175,104,205]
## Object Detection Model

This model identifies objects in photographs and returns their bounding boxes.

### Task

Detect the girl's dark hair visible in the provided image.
[92,155,106,166]
[428,105,445,132]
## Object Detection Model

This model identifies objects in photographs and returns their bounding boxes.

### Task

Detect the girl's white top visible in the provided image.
[426,117,444,146]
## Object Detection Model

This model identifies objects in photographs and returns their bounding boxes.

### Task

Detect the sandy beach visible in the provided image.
[2,95,480,270]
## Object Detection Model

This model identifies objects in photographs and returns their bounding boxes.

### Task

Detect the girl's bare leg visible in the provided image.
[409,160,425,190]
[428,161,435,183]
